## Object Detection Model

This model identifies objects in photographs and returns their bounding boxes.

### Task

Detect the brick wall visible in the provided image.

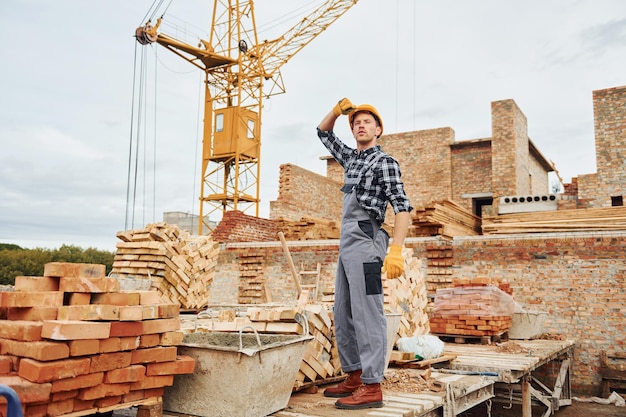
[592,85,626,207]
[211,210,277,243]
[269,164,342,221]
[450,139,492,213]
[378,128,455,210]
[210,231,625,395]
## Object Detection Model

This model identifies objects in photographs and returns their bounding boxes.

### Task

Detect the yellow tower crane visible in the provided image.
[135,0,359,234]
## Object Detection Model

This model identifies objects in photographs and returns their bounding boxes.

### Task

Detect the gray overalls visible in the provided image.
[334,154,389,384]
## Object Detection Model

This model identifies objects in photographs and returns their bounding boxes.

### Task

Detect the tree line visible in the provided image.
[0,243,115,286]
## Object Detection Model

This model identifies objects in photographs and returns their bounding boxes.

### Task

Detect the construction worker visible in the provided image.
[316,98,413,409]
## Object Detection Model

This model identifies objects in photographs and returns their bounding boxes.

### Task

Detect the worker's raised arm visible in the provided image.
[318,98,356,131]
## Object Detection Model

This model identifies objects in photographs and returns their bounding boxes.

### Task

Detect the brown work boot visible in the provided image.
[335,383,383,409]
[323,370,362,398]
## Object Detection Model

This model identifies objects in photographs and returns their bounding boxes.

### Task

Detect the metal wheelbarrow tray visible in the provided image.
[163,328,312,417]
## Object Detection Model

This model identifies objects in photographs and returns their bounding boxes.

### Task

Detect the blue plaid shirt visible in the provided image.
[317,128,413,223]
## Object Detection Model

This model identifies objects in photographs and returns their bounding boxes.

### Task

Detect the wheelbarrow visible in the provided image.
[0,384,24,417]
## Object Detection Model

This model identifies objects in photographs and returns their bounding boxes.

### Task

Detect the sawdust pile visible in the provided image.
[495,341,531,354]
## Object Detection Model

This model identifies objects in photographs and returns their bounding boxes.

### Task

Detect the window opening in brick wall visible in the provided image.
[473,197,493,217]
[611,196,623,206]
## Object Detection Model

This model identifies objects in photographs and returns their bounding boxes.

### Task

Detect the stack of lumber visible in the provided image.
[482,206,626,234]
[274,217,340,240]
[411,200,481,238]
[238,251,267,304]
[112,223,220,310]
[429,278,515,337]
[0,262,194,417]
[383,248,431,337]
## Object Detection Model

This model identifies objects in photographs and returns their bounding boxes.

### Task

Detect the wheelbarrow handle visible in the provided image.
[0,385,24,417]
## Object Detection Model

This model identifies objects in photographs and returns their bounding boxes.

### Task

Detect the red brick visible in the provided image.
[99,337,121,353]
[13,276,59,292]
[119,306,143,321]
[143,387,165,399]
[72,398,95,412]
[129,375,173,390]
[0,339,69,361]
[77,383,130,400]
[141,318,180,334]
[140,305,159,320]
[120,336,140,351]
[109,321,143,337]
[89,352,132,373]
[131,346,177,364]
[47,398,73,416]
[159,331,183,346]
[122,389,145,403]
[158,304,179,318]
[23,403,47,417]
[146,355,195,376]
[0,356,12,375]
[51,389,78,401]
[57,305,120,321]
[138,291,161,305]
[0,320,43,341]
[66,292,91,305]
[44,262,105,279]
[91,292,140,306]
[94,395,122,408]
[42,320,111,340]
[68,339,100,356]
[0,375,52,403]
[138,334,160,348]
[104,364,146,383]
[59,277,120,293]
[7,306,58,321]
[0,291,63,308]
[18,357,90,383]
[51,372,104,393]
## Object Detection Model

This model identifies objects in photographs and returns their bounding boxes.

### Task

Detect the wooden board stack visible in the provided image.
[411,200,481,238]
[383,248,431,338]
[112,223,220,310]
[0,262,194,417]
[482,206,626,234]
[429,277,514,337]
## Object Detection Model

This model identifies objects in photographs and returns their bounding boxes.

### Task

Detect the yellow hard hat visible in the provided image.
[348,104,384,136]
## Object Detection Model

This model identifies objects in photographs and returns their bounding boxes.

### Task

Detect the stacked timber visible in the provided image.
[112,223,220,310]
[0,262,194,417]
[383,248,431,337]
[482,206,626,234]
[411,200,481,238]
[274,217,340,240]
[429,277,515,337]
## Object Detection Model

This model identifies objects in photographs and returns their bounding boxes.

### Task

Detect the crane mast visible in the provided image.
[135,0,358,234]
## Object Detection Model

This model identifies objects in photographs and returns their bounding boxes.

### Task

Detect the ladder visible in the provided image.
[299,262,321,302]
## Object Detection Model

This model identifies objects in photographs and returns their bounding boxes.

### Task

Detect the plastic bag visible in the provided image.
[396,335,444,360]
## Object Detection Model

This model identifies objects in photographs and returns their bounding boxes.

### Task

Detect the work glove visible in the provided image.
[332,98,356,116]
[383,244,404,279]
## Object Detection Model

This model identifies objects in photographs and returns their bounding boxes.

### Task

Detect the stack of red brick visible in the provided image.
[0,262,195,417]
[429,277,515,337]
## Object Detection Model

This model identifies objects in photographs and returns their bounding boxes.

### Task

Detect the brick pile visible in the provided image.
[429,277,515,337]
[0,262,195,417]
[383,249,431,338]
[112,222,220,310]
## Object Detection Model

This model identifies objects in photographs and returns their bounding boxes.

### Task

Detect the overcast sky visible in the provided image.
[1,1,625,251]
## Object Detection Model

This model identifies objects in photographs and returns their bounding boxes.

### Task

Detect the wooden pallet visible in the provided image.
[433,332,508,345]
[388,352,458,369]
